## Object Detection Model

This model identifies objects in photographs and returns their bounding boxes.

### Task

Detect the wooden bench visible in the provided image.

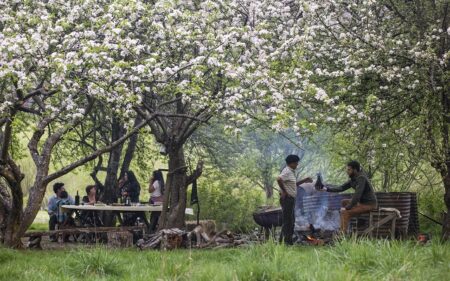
[24,226,146,248]
[362,208,401,239]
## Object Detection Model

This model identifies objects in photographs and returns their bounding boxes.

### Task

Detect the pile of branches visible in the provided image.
[137,225,255,250]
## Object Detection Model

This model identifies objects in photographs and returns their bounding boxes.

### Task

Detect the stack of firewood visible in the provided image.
[137,225,255,250]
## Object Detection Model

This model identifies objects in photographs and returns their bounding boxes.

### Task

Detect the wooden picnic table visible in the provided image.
[61,204,194,228]
[61,204,194,215]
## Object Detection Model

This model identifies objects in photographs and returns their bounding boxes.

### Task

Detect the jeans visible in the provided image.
[280,195,295,245]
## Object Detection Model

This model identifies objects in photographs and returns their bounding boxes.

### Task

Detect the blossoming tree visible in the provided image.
[107,0,325,229]
[0,0,167,247]
[0,0,321,245]
[297,0,450,238]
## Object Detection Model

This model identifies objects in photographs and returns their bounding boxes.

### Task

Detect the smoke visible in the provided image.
[295,182,341,231]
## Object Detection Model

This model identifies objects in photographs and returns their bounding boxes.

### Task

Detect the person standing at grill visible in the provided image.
[277,155,313,245]
[320,160,377,233]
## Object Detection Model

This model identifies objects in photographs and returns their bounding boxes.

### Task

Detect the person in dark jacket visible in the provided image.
[80,185,103,226]
[320,160,377,233]
[119,170,141,203]
[118,170,141,226]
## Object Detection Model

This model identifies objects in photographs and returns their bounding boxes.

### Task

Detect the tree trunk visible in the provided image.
[119,116,142,179]
[263,171,273,199]
[1,175,24,247]
[12,164,50,248]
[0,143,54,248]
[159,146,188,230]
[100,117,125,226]
[0,157,26,247]
[3,187,23,247]
[442,165,450,240]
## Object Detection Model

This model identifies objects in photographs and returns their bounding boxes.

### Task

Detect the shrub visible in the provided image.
[192,174,265,233]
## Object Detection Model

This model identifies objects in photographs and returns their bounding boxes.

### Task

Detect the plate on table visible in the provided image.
[94,203,106,206]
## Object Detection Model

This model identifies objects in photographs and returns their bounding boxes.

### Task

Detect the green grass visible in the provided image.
[0,239,448,281]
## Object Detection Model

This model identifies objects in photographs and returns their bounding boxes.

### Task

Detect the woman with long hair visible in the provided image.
[119,170,141,203]
[149,170,164,204]
[117,170,141,226]
[149,170,165,232]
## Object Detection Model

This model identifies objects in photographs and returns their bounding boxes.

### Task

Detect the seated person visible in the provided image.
[118,171,141,226]
[119,170,141,203]
[82,185,98,205]
[320,160,378,233]
[55,190,75,242]
[80,185,103,227]
[48,183,73,241]
[56,190,75,226]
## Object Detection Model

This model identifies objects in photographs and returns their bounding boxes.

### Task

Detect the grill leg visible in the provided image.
[264,227,270,241]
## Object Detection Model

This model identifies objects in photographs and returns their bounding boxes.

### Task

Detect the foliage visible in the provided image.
[0,240,449,281]
[0,247,15,265]
[66,248,123,278]
[418,188,446,235]
[193,170,265,232]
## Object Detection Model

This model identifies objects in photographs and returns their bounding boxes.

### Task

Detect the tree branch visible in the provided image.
[186,161,204,186]
[44,111,158,183]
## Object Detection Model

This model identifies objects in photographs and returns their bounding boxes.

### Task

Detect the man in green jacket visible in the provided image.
[321,161,377,233]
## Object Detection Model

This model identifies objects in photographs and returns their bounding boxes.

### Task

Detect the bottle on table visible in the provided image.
[75,191,80,205]
[125,196,131,206]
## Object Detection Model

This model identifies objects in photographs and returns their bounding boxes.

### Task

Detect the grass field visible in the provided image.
[0,239,448,281]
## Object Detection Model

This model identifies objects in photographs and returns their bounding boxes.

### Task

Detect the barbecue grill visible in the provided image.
[253,206,282,228]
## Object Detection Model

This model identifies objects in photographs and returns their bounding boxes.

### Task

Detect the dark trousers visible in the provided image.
[280,196,295,245]
[149,211,161,232]
[49,215,57,240]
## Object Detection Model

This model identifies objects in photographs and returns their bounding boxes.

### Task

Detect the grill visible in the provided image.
[253,207,282,229]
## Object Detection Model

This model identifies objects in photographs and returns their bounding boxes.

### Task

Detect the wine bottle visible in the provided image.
[315,173,324,190]
[75,191,80,205]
